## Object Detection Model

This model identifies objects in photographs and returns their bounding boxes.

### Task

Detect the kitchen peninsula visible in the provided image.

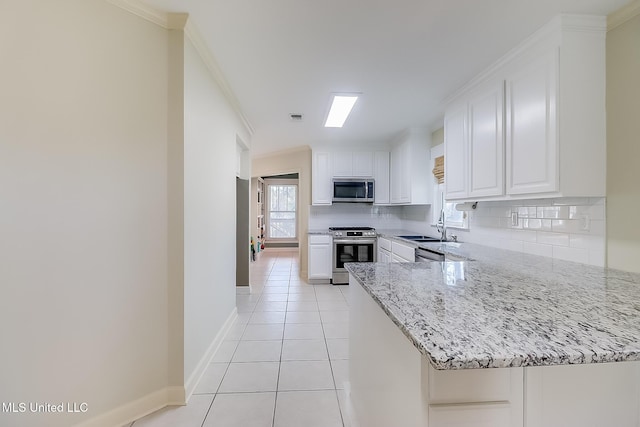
[346,243,640,427]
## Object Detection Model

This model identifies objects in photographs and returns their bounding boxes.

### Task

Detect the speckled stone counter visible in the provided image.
[307,229,332,235]
[345,243,640,370]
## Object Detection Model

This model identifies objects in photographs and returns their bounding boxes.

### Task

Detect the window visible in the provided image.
[267,183,297,239]
[432,184,469,230]
[431,145,469,230]
[442,200,468,229]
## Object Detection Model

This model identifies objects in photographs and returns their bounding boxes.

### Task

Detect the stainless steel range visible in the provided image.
[330,227,377,284]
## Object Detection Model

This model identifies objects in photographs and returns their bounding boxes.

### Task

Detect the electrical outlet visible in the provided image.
[580,214,590,231]
[511,212,519,227]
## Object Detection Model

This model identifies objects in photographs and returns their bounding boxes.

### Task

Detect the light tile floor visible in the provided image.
[132,249,351,427]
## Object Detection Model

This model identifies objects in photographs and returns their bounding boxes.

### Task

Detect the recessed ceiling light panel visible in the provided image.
[324,94,359,128]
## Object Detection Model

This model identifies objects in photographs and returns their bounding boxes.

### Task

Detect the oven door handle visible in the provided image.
[334,239,377,245]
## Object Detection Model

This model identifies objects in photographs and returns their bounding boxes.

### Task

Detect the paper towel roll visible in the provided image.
[455,202,477,211]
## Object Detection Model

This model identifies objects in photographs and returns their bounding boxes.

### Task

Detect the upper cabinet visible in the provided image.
[390,129,432,205]
[444,103,468,200]
[373,151,390,204]
[445,79,504,200]
[312,149,390,205]
[312,151,332,205]
[505,49,557,195]
[444,15,606,201]
[332,151,374,177]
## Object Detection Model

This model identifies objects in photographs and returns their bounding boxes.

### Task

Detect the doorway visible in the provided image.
[264,174,299,248]
[236,177,250,287]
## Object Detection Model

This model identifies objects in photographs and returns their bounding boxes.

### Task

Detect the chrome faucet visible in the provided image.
[436,209,447,242]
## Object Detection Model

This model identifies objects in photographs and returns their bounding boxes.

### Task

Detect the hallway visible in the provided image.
[131,249,351,427]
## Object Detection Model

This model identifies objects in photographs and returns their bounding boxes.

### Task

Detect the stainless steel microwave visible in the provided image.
[332,179,375,203]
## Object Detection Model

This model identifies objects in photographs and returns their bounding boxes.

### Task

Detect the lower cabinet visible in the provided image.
[378,237,415,263]
[348,277,640,427]
[378,247,391,263]
[391,240,415,262]
[377,237,392,263]
[307,234,332,281]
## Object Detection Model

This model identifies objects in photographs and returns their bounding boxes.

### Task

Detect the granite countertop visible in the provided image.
[307,229,332,235]
[345,242,640,370]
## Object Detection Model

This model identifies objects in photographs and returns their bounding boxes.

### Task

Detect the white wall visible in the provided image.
[606,9,640,272]
[0,2,252,426]
[182,35,248,389]
[0,1,169,426]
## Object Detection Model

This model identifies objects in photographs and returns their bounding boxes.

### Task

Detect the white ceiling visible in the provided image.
[143,0,628,156]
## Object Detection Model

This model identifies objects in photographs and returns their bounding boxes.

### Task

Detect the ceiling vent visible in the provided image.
[289,113,303,121]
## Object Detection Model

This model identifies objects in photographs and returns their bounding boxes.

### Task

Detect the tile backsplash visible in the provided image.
[459,197,606,266]
[308,204,404,230]
[307,197,606,267]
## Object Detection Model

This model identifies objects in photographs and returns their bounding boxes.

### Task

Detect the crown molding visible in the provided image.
[105,0,254,137]
[608,0,640,31]
[104,0,169,27]
[184,20,255,136]
[443,14,606,107]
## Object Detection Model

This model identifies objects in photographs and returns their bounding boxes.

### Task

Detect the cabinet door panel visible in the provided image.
[353,151,374,177]
[469,83,504,197]
[332,153,353,177]
[312,152,332,205]
[308,242,332,279]
[444,105,468,200]
[506,50,558,195]
[399,142,411,202]
[391,241,415,262]
[429,403,511,427]
[373,151,390,204]
[390,144,402,203]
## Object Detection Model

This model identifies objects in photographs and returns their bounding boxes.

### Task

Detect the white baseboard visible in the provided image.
[73,386,185,427]
[341,382,360,427]
[184,308,238,400]
[73,309,238,427]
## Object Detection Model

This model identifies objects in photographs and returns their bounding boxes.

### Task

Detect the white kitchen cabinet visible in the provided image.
[313,149,389,205]
[377,237,392,263]
[390,128,431,205]
[308,234,332,280]
[469,81,504,198]
[350,274,640,427]
[443,15,606,201]
[444,103,468,200]
[429,404,512,427]
[332,153,353,177]
[390,143,403,204]
[373,151,390,204]
[505,50,557,195]
[524,363,640,427]
[350,279,524,427]
[353,151,374,176]
[378,248,391,263]
[446,80,504,200]
[391,240,415,262]
[332,151,374,177]
[312,151,332,205]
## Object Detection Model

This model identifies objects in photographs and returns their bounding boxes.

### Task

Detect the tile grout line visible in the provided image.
[271,255,288,427]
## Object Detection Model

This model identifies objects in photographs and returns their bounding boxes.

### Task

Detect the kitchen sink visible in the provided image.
[397,235,440,242]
